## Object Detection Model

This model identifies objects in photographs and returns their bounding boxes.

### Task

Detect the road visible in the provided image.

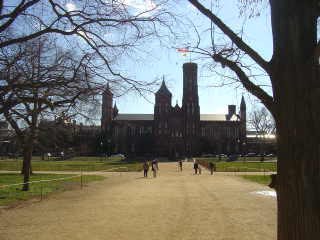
[0,162,276,240]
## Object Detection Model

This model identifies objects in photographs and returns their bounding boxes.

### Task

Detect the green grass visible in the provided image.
[215,161,276,172]
[197,158,277,172]
[241,175,271,185]
[198,156,277,163]
[0,156,143,172]
[0,173,105,206]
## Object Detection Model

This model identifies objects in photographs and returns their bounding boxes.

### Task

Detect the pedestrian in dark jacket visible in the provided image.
[143,161,149,178]
[209,162,214,175]
[193,159,199,174]
[152,159,157,178]
[178,159,183,171]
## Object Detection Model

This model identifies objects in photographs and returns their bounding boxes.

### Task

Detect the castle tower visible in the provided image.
[154,79,172,137]
[239,96,247,141]
[113,102,119,119]
[101,83,113,131]
[182,62,200,156]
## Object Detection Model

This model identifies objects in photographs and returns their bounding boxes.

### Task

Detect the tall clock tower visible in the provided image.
[182,62,200,156]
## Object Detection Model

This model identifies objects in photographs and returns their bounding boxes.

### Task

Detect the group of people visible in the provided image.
[143,159,159,178]
[194,159,216,175]
[143,158,217,177]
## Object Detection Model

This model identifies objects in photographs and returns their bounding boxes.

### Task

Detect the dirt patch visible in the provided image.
[0,163,276,240]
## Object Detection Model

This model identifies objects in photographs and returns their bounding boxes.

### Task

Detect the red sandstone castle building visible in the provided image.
[101,62,246,157]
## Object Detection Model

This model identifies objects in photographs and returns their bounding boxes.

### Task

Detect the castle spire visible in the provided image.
[113,102,118,118]
[103,82,112,96]
[240,95,246,109]
[156,77,172,96]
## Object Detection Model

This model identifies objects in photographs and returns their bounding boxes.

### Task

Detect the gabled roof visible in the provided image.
[156,80,172,96]
[113,114,240,122]
[200,114,240,121]
[114,114,154,121]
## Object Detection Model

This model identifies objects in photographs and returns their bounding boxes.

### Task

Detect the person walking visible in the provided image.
[209,162,214,175]
[143,161,149,178]
[152,159,157,178]
[178,159,183,171]
[155,158,159,170]
[193,160,199,174]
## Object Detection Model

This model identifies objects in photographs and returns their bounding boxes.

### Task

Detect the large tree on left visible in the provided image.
[0,0,172,190]
[0,37,96,190]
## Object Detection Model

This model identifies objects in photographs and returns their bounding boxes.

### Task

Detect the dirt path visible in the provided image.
[0,162,276,240]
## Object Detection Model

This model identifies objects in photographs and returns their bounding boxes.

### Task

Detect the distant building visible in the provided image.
[0,121,14,156]
[245,130,277,154]
[101,63,247,157]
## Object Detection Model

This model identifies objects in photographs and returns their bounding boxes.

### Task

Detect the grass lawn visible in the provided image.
[0,173,105,206]
[215,161,277,172]
[197,156,277,163]
[0,156,143,172]
[198,158,277,172]
[241,175,271,185]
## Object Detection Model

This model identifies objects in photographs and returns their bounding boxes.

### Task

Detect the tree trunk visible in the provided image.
[21,141,34,191]
[270,0,320,239]
[21,157,33,175]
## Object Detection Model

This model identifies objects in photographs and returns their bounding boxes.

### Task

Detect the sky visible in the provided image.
[110,0,273,116]
[6,0,274,120]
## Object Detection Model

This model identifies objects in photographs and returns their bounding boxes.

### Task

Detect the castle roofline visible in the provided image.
[156,79,172,96]
[103,82,113,95]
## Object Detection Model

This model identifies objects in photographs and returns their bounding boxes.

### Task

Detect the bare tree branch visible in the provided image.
[211,53,275,114]
[188,0,271,73]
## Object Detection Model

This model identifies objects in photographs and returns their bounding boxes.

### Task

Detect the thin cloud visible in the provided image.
[121,0,159,14]
[65,2,77,12]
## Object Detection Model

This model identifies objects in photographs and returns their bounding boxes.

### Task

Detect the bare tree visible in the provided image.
[249,106,275,158]
[0,36,98,190]
[0,0,176,190]
[188,0,319,239]
[0,0,174,94]
[249,106,275,136]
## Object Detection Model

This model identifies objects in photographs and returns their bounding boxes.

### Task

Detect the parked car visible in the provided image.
[111,153,125,158]
[227,154,239,162]
[219,154,228,157]
[246,152,257,157]
[201,153,215,157]
[266,153,275,157]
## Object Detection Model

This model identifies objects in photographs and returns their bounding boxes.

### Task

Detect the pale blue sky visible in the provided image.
[6,0,273,118]
[113,1,273,116]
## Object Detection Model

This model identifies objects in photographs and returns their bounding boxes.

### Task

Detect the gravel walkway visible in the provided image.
[0,162,276,240]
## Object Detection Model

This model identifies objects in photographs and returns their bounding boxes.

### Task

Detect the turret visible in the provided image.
[182,63,200,133]
[182,62,199,106]
[239,96,246,140]
[113,102,119,119]
[240,96,246,121]
[182,62,200,156]
[154,78,172,136]
[155,79,172,115]
[101,83,113,131]
[228,105,236,119]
